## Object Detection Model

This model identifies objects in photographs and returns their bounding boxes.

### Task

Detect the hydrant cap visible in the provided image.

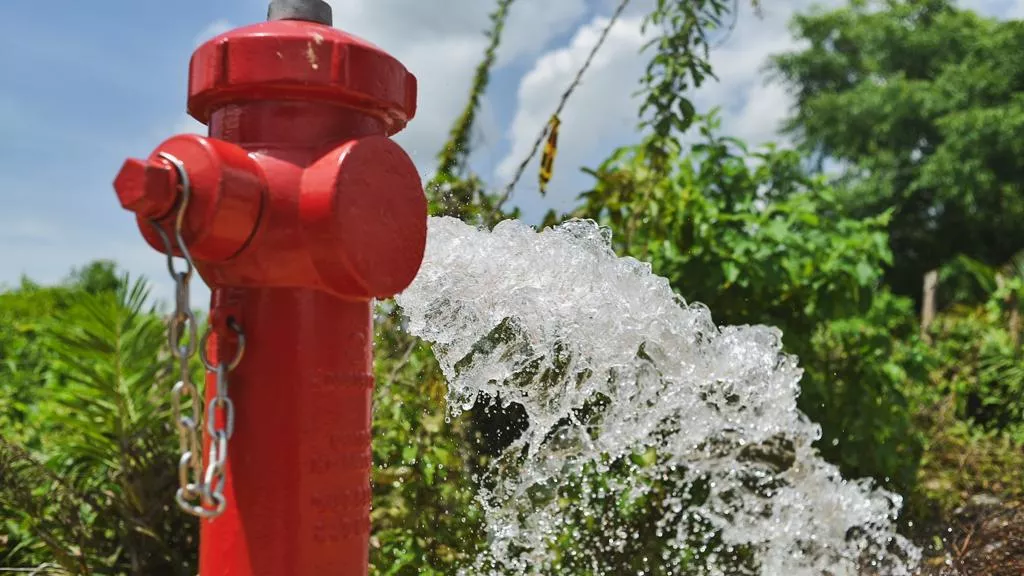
[302,136,427,299]
[188,20,417,135]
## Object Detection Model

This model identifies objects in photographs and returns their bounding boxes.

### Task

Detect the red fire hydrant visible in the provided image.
[113,1,427,574]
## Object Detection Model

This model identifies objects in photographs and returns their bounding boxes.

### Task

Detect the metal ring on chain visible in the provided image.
[175,486,226,519]
[203,430,231,489]
[168,313,200,360]
[199,317,247,372]
[177,452,198,499]
[206,396,236,438]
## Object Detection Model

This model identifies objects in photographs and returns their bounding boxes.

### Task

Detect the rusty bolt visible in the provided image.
[114,157,179,219]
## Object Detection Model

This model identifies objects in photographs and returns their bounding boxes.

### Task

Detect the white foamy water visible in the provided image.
[396,216,921,575]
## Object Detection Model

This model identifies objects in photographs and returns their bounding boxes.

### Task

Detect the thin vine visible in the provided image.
[427,0,516,222]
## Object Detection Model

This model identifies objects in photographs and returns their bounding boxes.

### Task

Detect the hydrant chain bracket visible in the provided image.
[187,21,418,135]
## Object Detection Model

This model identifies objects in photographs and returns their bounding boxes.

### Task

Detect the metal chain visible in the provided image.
[196,319,245,517]
[150,152,246,519]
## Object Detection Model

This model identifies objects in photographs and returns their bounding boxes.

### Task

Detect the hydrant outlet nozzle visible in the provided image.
[267,0,332,25]
[114,157,179,220]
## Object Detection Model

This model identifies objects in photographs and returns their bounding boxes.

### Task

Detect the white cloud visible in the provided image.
[499,0,590,66]
[497,14,652,220]
[688,0,845,147]
[316,0,590,173]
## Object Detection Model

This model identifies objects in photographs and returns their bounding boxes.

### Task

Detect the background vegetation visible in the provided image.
[2,0,1022,573]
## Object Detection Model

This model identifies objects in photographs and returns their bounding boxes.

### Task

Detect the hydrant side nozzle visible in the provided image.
[131,134,267,264]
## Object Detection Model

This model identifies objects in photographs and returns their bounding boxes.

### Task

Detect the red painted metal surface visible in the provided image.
[114,17,426,576]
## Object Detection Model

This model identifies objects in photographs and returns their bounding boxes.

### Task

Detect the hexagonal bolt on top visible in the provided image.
[267,0,332,25]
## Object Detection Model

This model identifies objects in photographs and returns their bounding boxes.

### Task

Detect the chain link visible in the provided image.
[150,152,246,520]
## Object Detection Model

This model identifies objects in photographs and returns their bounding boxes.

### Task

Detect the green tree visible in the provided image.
[770,0,1024,301]
[764,0,1024,527]
[1,272,198,574]
[1,263,126,449]
[573,112,892,336]
[65,260,123,295]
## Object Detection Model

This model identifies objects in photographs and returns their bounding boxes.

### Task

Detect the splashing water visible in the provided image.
[396,216,921,576]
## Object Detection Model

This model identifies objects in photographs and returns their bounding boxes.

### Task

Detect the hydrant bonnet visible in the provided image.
[187,19,418,135]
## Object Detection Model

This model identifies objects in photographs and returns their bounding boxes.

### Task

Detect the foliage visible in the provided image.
[0,438,94,574]
[803,291,932,493]
[904,289,1024,522]
[0,267,485,575]
[573,112,891,336]
[0,261,123,450]
[1,272,198,574]
[638,0,745,159]
[914,406,1024,517]
[770,0,1024,300]
[369,305,486,574]
[766,0,1024,529]
[925,299,1024,439]
[424,0,517,226]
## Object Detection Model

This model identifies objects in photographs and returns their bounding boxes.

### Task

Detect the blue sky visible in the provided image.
[2,0,1020,305]
[0,2,253,292]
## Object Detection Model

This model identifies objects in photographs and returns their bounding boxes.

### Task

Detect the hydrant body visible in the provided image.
[115,14,426,576]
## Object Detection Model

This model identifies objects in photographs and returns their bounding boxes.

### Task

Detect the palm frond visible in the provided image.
[12,273,198,574]
[0,438,95,575]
